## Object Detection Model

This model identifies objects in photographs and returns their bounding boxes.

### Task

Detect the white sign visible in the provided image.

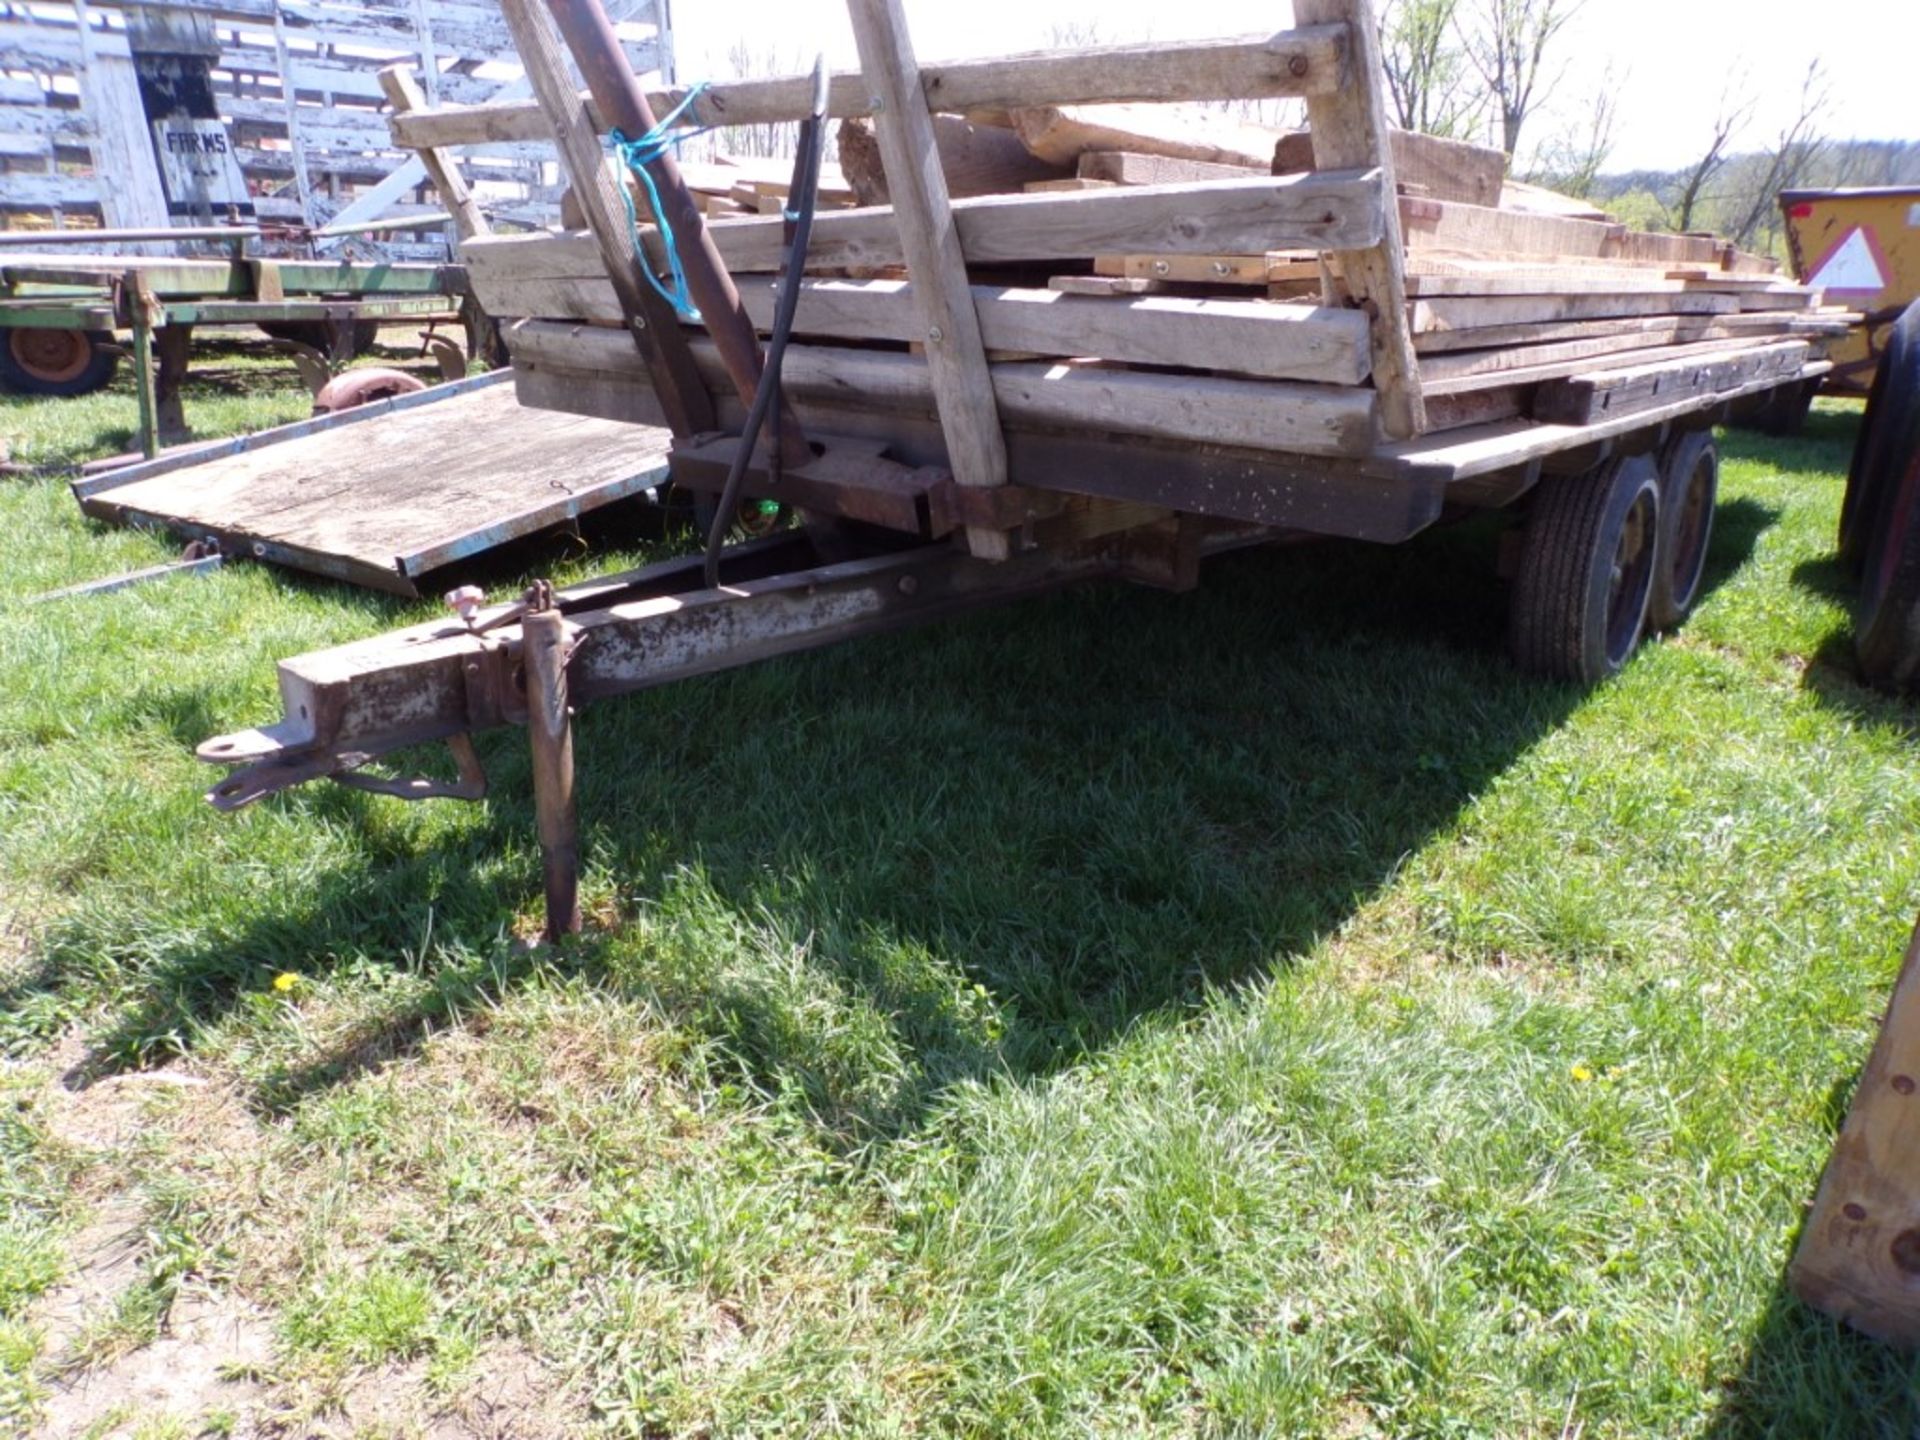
[1808,226,1888,297]
[150,116,252,216]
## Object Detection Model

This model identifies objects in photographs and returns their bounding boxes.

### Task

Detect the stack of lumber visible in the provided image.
[467,90,1852,455]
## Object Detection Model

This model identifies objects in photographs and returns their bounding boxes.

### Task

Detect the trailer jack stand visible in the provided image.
[521,581,582,942]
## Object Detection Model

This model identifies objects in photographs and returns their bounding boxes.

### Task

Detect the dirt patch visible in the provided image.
[36,1284,275,1439]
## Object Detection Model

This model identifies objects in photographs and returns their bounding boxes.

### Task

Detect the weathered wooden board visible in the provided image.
[1275,126,1504,207]
[459,271,1369,384]
[462,169,1385,284]
[74,375,672,594]
[392,25,1354,149]
[1530,339,1811,424]
[507,319,1379,458]
[1790,914,1920,1348]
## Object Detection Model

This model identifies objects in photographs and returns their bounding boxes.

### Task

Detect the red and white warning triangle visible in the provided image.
[1808,226,1889,297]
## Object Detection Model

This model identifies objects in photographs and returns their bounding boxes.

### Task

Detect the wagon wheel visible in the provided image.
[1648,429,1719,630]
[1508,454,1662,683]
[0,327,119,398]
[1840,301,1920,577]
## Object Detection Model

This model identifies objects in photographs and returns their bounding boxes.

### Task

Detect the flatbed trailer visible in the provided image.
[0,232,472,457]
[197,0,1851,939]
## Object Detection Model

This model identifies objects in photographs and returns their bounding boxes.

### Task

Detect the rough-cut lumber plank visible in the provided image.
[495,0,712,437]
[1397,195,1767,271]
[392,26,1354,149]
[727,281,1372,384]
[1372,359,1832,484]
[1418,319,1810,386]
[1789,915,1920,1348]
[1409,290,1743,334]
[460,170,1386,280]
[1403,270,1814,298]
[1101,253,1276,285]
[1047,274,1164,296]
[1009,103,1284,169]
[1423,334,1805,399]
[1296,0,1424,439]
[847,0,1009,560]
[1275,127,1504,207]
[1078,151,1261,185]
[1531,339,1811,424]
[697,170,1385,269]
[838,114,1069,205]
[507,319,1378,458]
[379,65,489,242]
[1414,309,1841,355]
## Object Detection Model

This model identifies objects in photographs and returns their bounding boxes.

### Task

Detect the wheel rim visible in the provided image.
[1606,488,1658,665]
[735,498,786,539]
[9,328,92,384]
[1667,451,1715,610]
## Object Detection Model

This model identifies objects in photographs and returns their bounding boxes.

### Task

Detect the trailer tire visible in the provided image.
[1840,301,1920,576]
[1745,377,1818,437]
[1508,455,1662,684]
[1649,430,1718,630]
[1854,403,1920,693]
[0,328,119,397]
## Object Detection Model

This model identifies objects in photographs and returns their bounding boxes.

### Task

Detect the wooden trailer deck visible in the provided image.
[73,373,672,594]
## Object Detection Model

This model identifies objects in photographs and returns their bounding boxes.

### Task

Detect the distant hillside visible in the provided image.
[1575,140,1920,259]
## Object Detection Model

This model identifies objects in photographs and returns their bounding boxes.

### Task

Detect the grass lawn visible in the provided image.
[2,346,1918,1437]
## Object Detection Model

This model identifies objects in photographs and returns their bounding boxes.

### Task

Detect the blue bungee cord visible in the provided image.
[609,80,714,320]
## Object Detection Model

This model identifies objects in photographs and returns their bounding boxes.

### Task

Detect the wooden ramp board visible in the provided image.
[73,374,672,595]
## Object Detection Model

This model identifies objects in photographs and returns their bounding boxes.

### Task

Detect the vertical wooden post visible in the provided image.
[522,589,582,943]
[1294,0,1426,440]
[126,271,160,459]
[153,323,192,443]
[844,0,1011,562]
[378,65,491,243]
[1791,914,1920,1346]
[497,0,716,439]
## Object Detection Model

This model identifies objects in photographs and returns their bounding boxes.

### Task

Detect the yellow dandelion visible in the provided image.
[272,972,300,993]
[1570,1064,1594,1083]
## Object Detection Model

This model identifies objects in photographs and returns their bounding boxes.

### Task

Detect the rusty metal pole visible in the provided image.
[521,583,581,942]
[544,0,808,464]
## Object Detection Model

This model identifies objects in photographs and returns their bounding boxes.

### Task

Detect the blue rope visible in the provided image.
[610,81,714,320]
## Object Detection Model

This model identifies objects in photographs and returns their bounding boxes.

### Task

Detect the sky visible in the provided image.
[668,0,1920,174]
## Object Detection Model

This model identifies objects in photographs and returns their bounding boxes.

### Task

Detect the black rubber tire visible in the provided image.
[255,319,380,357]
[1744,378,1818,437]
[1508,454,1662,684]
[1855,396,1920,693]
[1648,429,1719,630]
[0,327,119,397]
[1840,301,1920,576]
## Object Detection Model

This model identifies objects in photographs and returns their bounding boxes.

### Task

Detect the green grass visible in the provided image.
[2,363,1918,1436]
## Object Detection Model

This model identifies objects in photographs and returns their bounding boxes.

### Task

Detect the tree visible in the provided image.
[1726,59,1828,251]
[1673,79,1754,233]
[1379,0,1483,139]
[1465,0,1580,160]
[1524,66,1618,199]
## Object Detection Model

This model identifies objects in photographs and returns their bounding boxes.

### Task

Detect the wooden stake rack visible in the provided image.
[197,0,1855,941]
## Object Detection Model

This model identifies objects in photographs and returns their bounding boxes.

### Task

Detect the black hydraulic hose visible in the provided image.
[702,53,830,590]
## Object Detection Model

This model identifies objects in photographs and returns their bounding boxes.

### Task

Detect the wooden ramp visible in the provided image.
[73,373,673,595]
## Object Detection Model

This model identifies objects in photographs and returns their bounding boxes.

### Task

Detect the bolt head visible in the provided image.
[1288,53,1311,77]
[927,325,944,342]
